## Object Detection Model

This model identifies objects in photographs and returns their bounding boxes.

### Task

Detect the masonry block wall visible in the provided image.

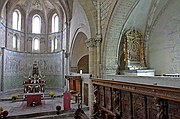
[149,0,180,75]
[102,0,138,75]
[2,48,63,90]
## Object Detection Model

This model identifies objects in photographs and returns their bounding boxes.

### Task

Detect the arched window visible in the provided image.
[52,13,59,33]
[33,37,40,51]
[51,37,58,52]
[12,9,21,31]
[51,39,54,52]
[54,37,58,50]
[13,35,17,49]
[13,34,20,51]
[32,14,41,33]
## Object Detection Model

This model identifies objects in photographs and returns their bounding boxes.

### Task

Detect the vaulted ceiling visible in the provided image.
[0,0,74,22]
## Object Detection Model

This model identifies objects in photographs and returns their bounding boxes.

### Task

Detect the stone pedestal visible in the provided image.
[121,69,155,76]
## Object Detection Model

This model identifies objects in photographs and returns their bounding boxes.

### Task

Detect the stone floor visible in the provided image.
[0,88,89,118]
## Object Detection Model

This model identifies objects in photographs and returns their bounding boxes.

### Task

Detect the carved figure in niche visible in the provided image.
[122,28,146,70]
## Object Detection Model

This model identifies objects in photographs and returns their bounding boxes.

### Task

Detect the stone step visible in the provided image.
[26,112,75,119]
[7,107,89,119]
[0,93,63,101]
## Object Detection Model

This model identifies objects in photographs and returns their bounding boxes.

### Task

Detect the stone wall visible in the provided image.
[70,0,91,43]
[104,74,180,88]
[102,0,138,75]
[1,48,64,91]
[0,23,5,47]
[149,0,180,75]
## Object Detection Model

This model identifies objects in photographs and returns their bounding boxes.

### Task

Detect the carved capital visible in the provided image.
[95,34,102,44]
[95,37,102,43]
[86,38,95,48]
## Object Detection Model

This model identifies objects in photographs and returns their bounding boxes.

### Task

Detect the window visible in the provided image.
[52,13,59,33]
[33,38,40,51]
[12,9,21,31]
[51,37,58,52]
[13,35,17,49]
[13,34,20,51]
[55,38,58,50]
[32,14,41,33]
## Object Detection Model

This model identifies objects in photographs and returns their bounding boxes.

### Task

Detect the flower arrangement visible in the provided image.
[49,91,55,97]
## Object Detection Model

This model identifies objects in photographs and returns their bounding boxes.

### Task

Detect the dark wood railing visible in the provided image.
[92,78,180,119]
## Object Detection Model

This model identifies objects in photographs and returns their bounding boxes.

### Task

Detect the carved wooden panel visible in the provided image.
[93,84,100,118]
[168,101,180,119]
[105,87,111,110]
[121,90,131,119]
[93,84,99,103]
[147,96,157,119]
[112,89,120,113]
[84,83,88,106]
[133,93,145,119]
[92,78,180,119]
[99,86,104,107]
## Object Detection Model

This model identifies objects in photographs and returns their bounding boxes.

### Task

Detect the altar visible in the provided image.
[23,80,45,93]
[25,93,43,106]
[119,29,155,76]
[23,62,46,106]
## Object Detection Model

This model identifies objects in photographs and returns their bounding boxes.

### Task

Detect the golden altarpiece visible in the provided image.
[123,29,145,70]
[122,29,154,76]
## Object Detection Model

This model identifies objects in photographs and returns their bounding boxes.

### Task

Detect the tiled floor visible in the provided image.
[0,88,88,118]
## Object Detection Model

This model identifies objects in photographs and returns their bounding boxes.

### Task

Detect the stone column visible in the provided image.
[65,21,70,75]
[96,36,102,78]
[64,21,70,90]
[97,0,101,35]
[96,0,102,78]
[1,48,4,91]
[86,38,95,76]
[89,78,94,119]
[94,42,97,77]
[62,49,65,89]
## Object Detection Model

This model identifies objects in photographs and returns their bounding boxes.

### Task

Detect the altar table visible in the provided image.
[25,93,43,106]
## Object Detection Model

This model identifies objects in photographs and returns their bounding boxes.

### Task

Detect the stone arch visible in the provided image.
[77,0,97,38]
[70,32,88,73]
[47,9,63,33]
[27,10,46,34]
[102,0,139,75]
[77,55,89,73]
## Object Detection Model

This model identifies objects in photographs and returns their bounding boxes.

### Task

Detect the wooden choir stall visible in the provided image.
[65,75,82,107]
[23,62,45,106]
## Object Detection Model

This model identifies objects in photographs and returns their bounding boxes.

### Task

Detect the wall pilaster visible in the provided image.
[86,38,95,77]
[95,36,102,78]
